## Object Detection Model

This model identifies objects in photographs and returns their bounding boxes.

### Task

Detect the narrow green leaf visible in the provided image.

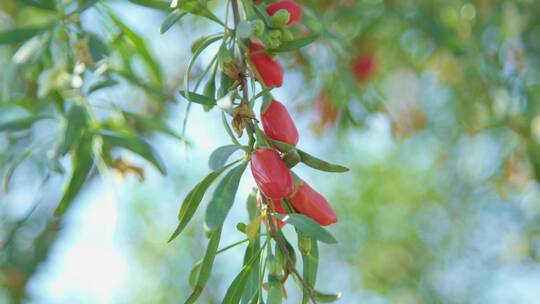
[86,79,118,95]
[179,90,216,106]
[270,140,349,172]
[272,34,319,53]
[60,105,88,155]
[160,9,187,34]
[241,234,261,303]
[222,242,263,304]
[183,35,223,104]
[54,136,94,216]
[246,188,259,221]
[19,0,56,10]
[99,131,166,174]
[122,111,185,142]
[128,0,170,10]
[297,149,349,173]
[188,260,202,288]
[313,290,342,302]
[0,116,38,132]
[168,161,238,242]
[208,145,242,170]
[205,162,248,230]
[0,28,43,45]
[3,149,33,192]
[297,232,318,304]
[266,274,283,304]
[110,14,163,85]
[185,227,222,304]
[278,214,337,244]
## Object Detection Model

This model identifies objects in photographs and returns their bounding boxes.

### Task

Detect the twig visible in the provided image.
[266,197,318,304]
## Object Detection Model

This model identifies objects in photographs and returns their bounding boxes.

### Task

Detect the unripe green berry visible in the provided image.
[251,19,265,37]
[269,9,290,28]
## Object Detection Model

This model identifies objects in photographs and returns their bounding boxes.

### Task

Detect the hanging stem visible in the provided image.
[266,197,318,304]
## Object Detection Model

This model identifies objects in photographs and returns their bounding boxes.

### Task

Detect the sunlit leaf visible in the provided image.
[222,241,264,303]
[241,230,261,303]
[266,274,283,304]
[278,214,337,244]
[184,228,222,304]
[160,9,187,34]
[205,162,248,230]
[297,149,349,173]
[271,140,349,172]
[169,161,239,242]
[208,145,242,170]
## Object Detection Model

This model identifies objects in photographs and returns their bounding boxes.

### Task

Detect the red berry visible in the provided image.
[262,99,299,147]
[249,42,284,88]
[251,148,294,200]
[266,0,302,25]
[352,55,376,83]
[288,180,337,226]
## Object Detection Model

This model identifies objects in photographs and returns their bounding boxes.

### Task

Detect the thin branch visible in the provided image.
[266,198,318,304]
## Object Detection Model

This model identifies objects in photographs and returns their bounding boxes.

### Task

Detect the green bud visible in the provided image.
[251,19,265,37]
[281,29,294,42]
[266,30,282,49]
[236,222,247,233]
[269,9,290,28]
[299,234,311,256]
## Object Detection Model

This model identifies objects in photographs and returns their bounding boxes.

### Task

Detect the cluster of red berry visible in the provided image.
[246,0,337,227]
